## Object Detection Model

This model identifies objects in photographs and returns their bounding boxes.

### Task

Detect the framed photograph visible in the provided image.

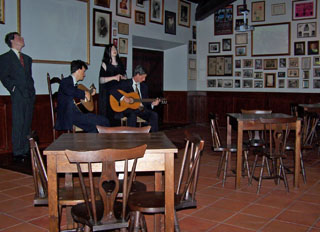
[278,72,286,78]
[235,60,241,68]
[192,25,196,39]
[178,0,190,28]
[264,59,278,70]
[314,68,320,77]
[188,41,192,54]
[209,42,220,53]
[254,72,263,79]
[265,73,276,88]
[120,57,127,69]
[135,10,145,25]
[113,38,118,47]
[279,58,286,68]
[288,68,299,77]
[116,0,131,18]
[214,5,233,35]
[207,79,216,88]
[235,33,248,45]
[292,0,317,20]
[118,22,129,35]
[235,71,241,77]
[297,22,316,38]
[136,0,144,8]
[279,79,285,88]
[222,38,231,51]
[192,41,197,54]
[308,41,319,55]
[294,42,305,56]
[243,80,253,88]
[149,0,164,24]
[118,38,128,54]
[271,3,286,16]
[252,1,265,22]
[95,0,110,8]
[243,59,253,68]
[237,5,245,16]
[165,11,176,35]
[301,57,311,70]
[254,80,263,88]
[314,56,320,66]
[236,46,246,56]
[255,59,263,69]
[288,79,299,88]
[303,80,309,88]
[235,79,241,88]
[303,70,309,79]
[113,29,117,36]
[223,79,233,88]
[93,9,112,47]
[0,0,4,24]
[289,58,299,68]
[189,58,196,69]
[217,79,223,87]
[314,79,320,88]
[243,69,253,78]
[207,55,233,76]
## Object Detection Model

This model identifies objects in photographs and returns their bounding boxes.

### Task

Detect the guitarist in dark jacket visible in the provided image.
[110,65,160,132]
[55,60,109,132]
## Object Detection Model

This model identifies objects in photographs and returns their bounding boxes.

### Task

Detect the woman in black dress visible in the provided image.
[98,44,126,125]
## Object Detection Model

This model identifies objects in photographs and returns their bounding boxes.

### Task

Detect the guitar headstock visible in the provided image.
[160,98,167,104]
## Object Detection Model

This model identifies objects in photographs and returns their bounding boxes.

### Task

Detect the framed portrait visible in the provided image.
[165,11,176,35]
[0,0,4,24]
[135,10,145,25]
[279,58,286,68]
[207,79,216,88]
[308,41,319,55]
[178,0,190,28]
[217,79,223,87]
[113,29,117,36]
[271,3,286,16]
[303,80,309,88]
[235,79,241,88]
[264,73,276,88]
[223,79,233,88]
[214,5,233,35]
[94,0,110,8]
[118,22,129,35]
[207,55,233,76]
[119,38,128,54]
[243,69,253,78]
[192,41,197,54]
[120,57,127,69]
[136,0,144,8]
[278,72,286,78]
[303,70,309,79]
[288,79,299,88]
[289,58,299,68]
[116,0,131,18]
[237,5,244,16]
[235,46,246,56]
[314,68,320,77]
[93,8,112,47]
[292,0,317,20]
[235,60,241,68]
[192,25,196,39]
[279,79,285,88]
[149,0,164,24]
[301,57,311,70]
[294,42,305,55]
[314,79,320,88]
[255,59,263,69]
[209,42,220,53]
[188,41,192,54]
[254,72,263,79]
[222,39,231,51]
[252,1,265,22]
[189,58,196,69]
[243,59,253,68]
[287,68,299,77]
[113,38,118,47]
[263,59,278,70]
[297,22,316,38]
[314,56,320,66]
[243,80,253,88]
[235,71,241,77]
[254,80,263,88]
[235,33,248,45]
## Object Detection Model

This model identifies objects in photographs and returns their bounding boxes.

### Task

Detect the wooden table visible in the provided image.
[44,132,178,232]
[227,113,301,189]
[298,103,320,113]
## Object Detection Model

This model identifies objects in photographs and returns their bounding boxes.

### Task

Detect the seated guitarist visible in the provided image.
[55,60,109,133]
[110,65,160,132]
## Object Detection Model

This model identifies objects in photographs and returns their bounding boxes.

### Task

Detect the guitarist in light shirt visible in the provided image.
[110,65,160,132]
[55,60,109,132]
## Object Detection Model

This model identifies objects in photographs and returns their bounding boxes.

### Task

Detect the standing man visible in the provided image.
[55,60,109,132]
[0,32,35,162]
[111,65,160,132]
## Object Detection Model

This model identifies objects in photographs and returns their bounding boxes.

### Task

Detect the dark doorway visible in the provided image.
[132,48,164,124]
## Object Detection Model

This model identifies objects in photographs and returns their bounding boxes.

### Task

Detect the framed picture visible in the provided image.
[254,72,263,79]
[297,22,316,38]
[95,0,110,8]
[279,79,285,88]
[93,8,112,47]
[303,80,309,88]
[178,0,190,28]
[235,33,248,45]
[235,46,246,56]
[292,0,317,20]
[314,79,320,88]
[116,0,131,18]
[279,58,286,68]
[192,26,196,39]
[118,22,129,35]
[135,10,145,25]
[288,79,299,88]
[188,41,192,54]
[314,68,320,77]
[235,60,241,68]
[207,55,233,76]
[254,80,263,88]
[237,5,245,16]
[119,38,128,54]
[278,72,286,78]
[314,56,320,66]
[301,57,311,70]
[303,70,309,79]
[188,59,197,80]
[294,42,305,55]
[165,11,176,35]
[288,68,299,77]
[289,58,299,68]
[252,1,265,22]
[243,59,253,68]
[222,39,231,51]
[207,79,216,88]
[214,5,233,35]
[120,57,127,69]
[255,59,263,69]
[243,69,253,78]
[265,73,276,88]
[235,71,241,77]
[113,29,117,36]
[149,0,164,24]
[223,79,233,88]
[235,79,241,88]
[308,41,319,55]
[271,3,286,16]
[0,0,4,24]
[192,41,197,54]
[243,80,253,88]
[136,0,144,8]
[209,42,220,53]
[264,59,278,70]
[189,58,196,69]
[113,38,118,47]
[217,79,223,87]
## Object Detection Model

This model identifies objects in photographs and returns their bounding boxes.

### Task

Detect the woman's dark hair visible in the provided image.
[102,44,124,70]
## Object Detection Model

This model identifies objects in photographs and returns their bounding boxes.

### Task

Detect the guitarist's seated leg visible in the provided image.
[125,109,158,132]
[73,112,110,133]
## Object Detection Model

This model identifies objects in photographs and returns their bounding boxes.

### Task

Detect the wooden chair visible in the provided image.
[65,144,147,232]
[250,117,297,194]
[121,116,147,128]
[128,132,204,232]
[209,113,250,186]
[96,125,151,134]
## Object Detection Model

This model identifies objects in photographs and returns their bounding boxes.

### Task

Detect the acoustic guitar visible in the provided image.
[110,89,167,112]
[74,84,96,113]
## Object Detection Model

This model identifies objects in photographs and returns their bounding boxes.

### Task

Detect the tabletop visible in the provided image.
[227,113,294,121]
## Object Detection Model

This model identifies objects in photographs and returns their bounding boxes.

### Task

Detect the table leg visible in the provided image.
[227,116,231,146]
[154,171,162,232]
[236,121,243,189]
[165,152,174,232]
[294,119,301,188]
[48,155,59,232]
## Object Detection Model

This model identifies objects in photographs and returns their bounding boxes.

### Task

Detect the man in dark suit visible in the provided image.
[111,65,160,132]
[0,32,35,162]
[55,60,109,132]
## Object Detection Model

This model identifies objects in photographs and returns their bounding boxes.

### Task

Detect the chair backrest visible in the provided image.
[209,113,222,148]
[47,73,63,140]
[29,135,48,205]
[176,132,204,205]
[65,144,147,230]
[97,125,151,134]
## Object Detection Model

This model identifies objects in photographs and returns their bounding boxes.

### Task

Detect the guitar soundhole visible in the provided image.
[102,180,116,195]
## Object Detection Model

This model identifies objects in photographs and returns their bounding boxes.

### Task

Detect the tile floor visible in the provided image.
[1,123,320,232]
